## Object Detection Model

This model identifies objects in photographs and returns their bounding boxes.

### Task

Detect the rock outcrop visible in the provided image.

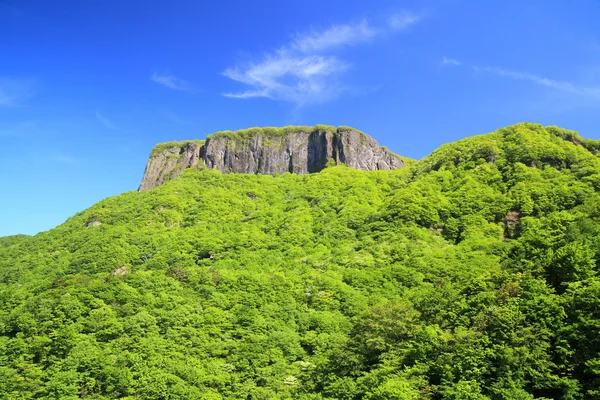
[139,125,405,191]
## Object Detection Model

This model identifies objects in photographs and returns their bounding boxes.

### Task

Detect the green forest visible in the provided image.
[2,122,600,399]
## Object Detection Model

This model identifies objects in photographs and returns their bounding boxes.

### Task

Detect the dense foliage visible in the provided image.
[1,123,600,399]
[206,125,336,140]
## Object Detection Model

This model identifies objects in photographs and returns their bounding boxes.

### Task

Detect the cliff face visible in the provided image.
[138,141,203,191]
[139,126,405,191]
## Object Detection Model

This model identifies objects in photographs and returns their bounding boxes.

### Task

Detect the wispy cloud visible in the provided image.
[441,57,461,66]
[474,66,582,93]
[442,58,600,101]
[291,20,377,53]
[223,50,347,105]
[388,11,420,31]
[151,72,193,91]
[474,66,600,98]
[96,111,117,130]
[0,77,34,106]
[223,13,420,107]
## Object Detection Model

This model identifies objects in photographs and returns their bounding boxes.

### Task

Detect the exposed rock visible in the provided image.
[202,128,335,174]
[139,126,406,191]
[504,211,520,238]
[86,219,102,227]
[111,265,129,276]
[335,128,405,171]
[139,141,203,191]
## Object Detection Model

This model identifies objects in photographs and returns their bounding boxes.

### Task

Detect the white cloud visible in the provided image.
[151,72,193,91]
[388,11,420,31]
[223,50,347,105]
[223,14,419,106]
[441,57,461,66]
[291,20,377,53]
[96,111,117,130]
[0,77,34,106]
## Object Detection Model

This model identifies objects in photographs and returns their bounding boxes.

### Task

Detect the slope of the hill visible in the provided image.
[1,123,600,399]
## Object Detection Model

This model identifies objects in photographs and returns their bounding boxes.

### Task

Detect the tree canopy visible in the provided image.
[1,123,600,399]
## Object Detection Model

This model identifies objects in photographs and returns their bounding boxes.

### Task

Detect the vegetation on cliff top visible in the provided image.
[150,140,206,157]
[2,123,600,399]
[206,125,338,140]
[148,125,383,158]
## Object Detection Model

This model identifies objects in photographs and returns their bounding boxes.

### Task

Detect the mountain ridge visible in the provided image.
[139,122,600,192]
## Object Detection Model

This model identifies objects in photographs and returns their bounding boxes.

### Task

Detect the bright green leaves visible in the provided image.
[2,123,600,398]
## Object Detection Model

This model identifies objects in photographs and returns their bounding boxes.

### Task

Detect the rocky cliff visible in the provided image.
[139,125,405,191]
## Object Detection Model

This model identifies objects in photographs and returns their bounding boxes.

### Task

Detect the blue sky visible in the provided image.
[1,0,600,236]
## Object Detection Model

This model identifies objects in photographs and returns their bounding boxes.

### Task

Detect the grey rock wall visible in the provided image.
[139,126,405,191]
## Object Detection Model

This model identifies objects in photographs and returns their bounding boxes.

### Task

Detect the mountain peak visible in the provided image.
[139,125,406,191]
[417,123,600,175]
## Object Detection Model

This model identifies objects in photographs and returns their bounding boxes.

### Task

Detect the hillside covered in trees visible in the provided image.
[1,123,600,399]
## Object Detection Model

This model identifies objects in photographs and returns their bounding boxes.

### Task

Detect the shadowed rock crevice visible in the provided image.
[307,130,333,173]
[139,125,405,191]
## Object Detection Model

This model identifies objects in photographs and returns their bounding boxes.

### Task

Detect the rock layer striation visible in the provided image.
[139,126,405,191]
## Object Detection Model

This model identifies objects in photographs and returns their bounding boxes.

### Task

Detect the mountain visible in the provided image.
[139,125,407,191]
[1,123,600,399]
